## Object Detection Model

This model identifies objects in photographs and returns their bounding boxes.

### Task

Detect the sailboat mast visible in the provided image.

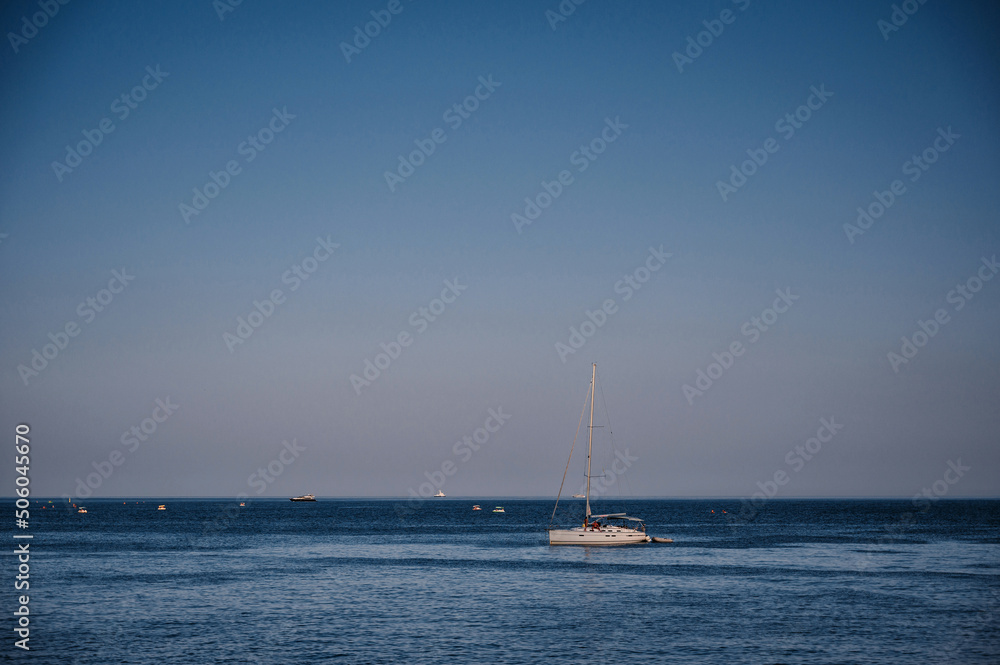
[585,362,595,522]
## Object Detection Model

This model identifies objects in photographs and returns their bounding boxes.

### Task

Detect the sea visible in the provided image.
[6,498,999,664]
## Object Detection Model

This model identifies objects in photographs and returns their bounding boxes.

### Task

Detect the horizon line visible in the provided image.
[10,495,1000,501]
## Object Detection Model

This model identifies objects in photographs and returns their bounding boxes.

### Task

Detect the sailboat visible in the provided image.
[548,363,650,545]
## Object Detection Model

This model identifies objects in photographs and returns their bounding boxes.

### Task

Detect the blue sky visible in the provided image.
[1,0,998,499]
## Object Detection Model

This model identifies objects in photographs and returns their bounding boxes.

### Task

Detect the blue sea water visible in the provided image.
[5,498,998,664]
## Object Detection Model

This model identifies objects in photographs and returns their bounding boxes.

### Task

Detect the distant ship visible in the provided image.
[290,494,316,502]
[433,490,446,497]
[492,506,505,513]
[77,507,87,514]
[157,505,166,510]
[472,505,481,510]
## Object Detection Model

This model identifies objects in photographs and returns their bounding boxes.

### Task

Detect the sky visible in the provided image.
[1,0,998,500]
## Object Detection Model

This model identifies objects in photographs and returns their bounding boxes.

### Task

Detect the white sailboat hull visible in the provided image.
[548,526,650,545]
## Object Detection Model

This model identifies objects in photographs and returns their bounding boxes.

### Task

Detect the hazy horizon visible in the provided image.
[31,495,1000,500]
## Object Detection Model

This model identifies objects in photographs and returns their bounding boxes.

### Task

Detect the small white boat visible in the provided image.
[492,506,505,513]
[290,494,316,502]
[472,505,481,510]
[77,508,87,514]
[572,494,585,498]
[157,505,166,511]
[433,490,446,497]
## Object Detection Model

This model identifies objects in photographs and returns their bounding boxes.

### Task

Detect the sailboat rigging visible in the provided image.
[547,363,650,545]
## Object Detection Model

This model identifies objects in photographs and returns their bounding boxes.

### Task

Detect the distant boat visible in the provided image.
[290,494,316,502]
[157,505,166,511]
[492,506,505,513]
[472,505,481,511]
[572,494,585,498]
[433,490,446,497]
[77,507,87,514]
[240,502,245,507]
[548,363,650,545]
